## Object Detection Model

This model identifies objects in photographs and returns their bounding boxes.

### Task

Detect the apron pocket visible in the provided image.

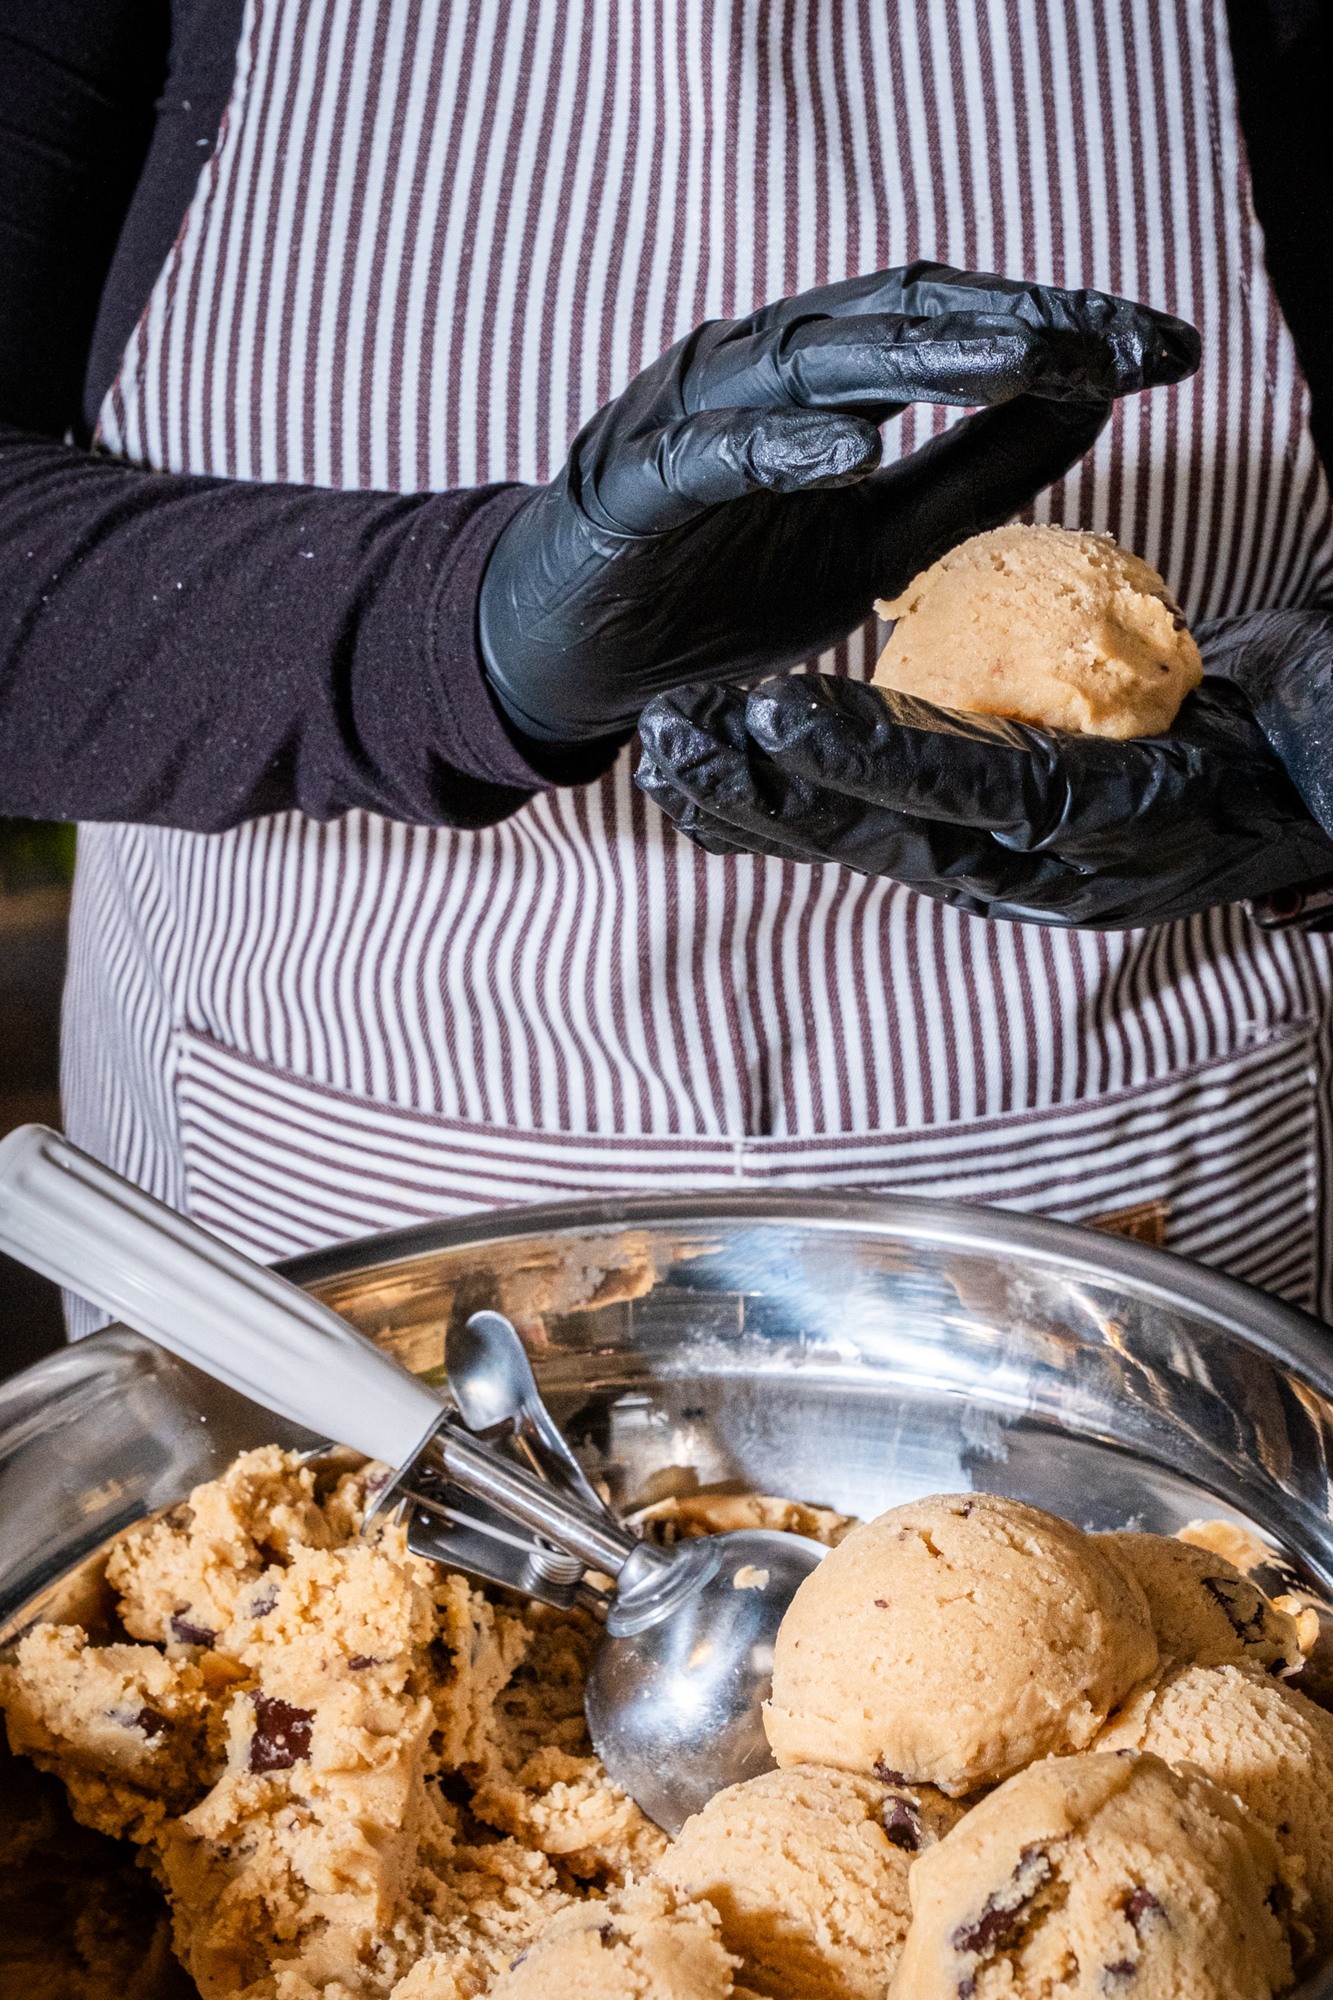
[173,1023,1320,1310]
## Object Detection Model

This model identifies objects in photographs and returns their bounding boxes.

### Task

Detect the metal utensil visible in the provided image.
[0,1123,822,1831]
[448,1308,619,1520]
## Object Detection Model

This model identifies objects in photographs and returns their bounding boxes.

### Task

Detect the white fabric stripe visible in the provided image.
[70,0,1333,1342]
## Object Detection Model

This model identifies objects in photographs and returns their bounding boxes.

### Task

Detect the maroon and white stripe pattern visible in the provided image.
[69,0,1333,1326]
[172,1021,1321,1306]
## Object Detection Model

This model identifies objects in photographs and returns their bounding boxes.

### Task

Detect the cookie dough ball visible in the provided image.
[655,1765,965,1999]
[890,1750,1293,2000]
[1101,1532,1305,1671]
[1097,1659,1333,1958]
[873,524,1202,739]
[765,1494,1157,1795]
[489,1881,738,1998]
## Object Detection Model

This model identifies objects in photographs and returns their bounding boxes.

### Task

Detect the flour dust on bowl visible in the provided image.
[3,1190,1333,1998]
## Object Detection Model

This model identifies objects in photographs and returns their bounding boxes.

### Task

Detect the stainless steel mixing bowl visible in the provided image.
[4,1189,1333,1992]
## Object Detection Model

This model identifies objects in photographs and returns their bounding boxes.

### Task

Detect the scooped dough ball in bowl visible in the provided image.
[654,1763,965,1999]
[1096,1658,1333,1962]
[873,523,1203,738]
[889,1750,1294,2000]
[764,1493,1158,1795]
[1098,1531,1306,1672]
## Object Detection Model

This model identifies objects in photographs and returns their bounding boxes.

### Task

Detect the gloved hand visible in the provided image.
[634,611,1333,931]
[478,263,1199,747]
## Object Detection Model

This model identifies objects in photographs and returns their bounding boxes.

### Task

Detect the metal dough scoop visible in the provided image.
[0,1124,824,1833]
[446,1308,617,1522]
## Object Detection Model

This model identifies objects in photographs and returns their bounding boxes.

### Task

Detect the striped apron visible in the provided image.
[69,0,1333,1331]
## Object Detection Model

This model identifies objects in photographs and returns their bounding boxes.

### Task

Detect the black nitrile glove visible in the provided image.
[634,611,1333,931]
[478,263,1199,747]
[1200,610,1333,838]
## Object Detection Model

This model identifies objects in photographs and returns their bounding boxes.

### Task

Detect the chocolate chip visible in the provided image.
[247,1584,279,1619]
[133,1706,166,1739]
[1124,1887,1163,1934]
[873,1762,909,1784]
[952,1844,1053,1957]
[348,1655,375,1670]
[873,1598,889,1609]
[169,1613,216,1648]
[508,1953,528,1971]
[1201,1575,1268,1642]
[1103,1960,1137,1983]
[883,1796,922,1853]
[249,1692,314,1773]
[953,1904,1026,1957]
[958,1980,976,1999]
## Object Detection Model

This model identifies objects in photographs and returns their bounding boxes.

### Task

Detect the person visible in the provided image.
[2,0,1332,1326]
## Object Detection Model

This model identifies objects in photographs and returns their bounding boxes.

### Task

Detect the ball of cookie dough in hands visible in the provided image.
[890,1750,1294,2000]
[873,523,1203,738]
[764,1494,1158,1795]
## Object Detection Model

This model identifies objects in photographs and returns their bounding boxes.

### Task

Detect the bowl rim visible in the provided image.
[278,1186,1333,1389]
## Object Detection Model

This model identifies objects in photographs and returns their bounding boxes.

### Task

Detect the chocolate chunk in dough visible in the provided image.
[168,1615,216,1648]
[248,1693,313,1773]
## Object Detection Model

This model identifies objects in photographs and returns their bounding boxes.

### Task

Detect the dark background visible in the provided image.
[0,820,73,1381]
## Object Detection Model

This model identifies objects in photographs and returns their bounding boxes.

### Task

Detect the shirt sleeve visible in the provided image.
[0,426,628,829]
[0,1,618,830]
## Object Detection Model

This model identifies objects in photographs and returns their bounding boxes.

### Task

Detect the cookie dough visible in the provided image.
[890,1750,1293,2000]
[1,1447,668,2000]
[654,1764,964,1999]
[627,1491,857,1549]
[873,523,1203,738]
[482,1881,739,1999]
[1101,1532,1305,1672]
[764,1493,1158,1794]
[8,1456,1327,2000]
[1096,1658,1333,1960]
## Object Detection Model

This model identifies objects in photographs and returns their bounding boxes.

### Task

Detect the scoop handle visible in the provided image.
[0,1124,445,1469]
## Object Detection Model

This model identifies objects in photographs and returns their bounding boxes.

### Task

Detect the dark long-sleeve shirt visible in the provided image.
[1,0,1330,830]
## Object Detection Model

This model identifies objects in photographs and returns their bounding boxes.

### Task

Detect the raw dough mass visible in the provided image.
[2,1447,671,2000]
[873,522,1203,738]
